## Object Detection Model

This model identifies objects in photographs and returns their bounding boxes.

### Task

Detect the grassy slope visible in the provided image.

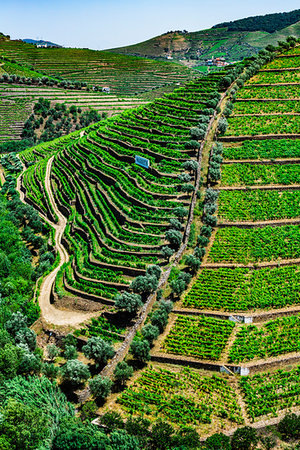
[109,22,300,64]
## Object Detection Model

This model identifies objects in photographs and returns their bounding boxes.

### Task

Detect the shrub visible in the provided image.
[89,375,112,400]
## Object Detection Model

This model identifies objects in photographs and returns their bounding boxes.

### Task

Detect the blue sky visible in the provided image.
[1,0,299,50]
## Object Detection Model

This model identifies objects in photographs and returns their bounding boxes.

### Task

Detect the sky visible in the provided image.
[1,0,299,50]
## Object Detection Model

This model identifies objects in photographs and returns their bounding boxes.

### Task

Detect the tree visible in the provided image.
[141,323,159,346]
[47,344,60,361]
[186,254,201,273]
[182,160,199,173]
[42,362,59,380]
[5,311,27,337]
[82,337,114,367]
[181,183,195,193]
[60,359,90,386]
[165,229,182,248]
[151,309,168,332]
[89,375,112,400]
[80,401,98,423]
[146,265,162,280]
[173,206,188,221]
[109,429,141,449]
[206,188,219,203]
[204,213,217,227]
[178,173,191,183]
[205,432,231,450]
[100,411,124,432]
[170,218,182,230]
[190,126,206,139]
[64,345,78,360]
[113,361,133,385]
[217,117,228,134]
[200,225,212,237]
[278,413,300,440]
[15,328,36,352]
[53,418,109,450]
[62,333,77,349]
[231,426,258,450]
[115,292,143,315]
[130,339,150,362]
[194,246,206,259]
[0,343,21,381]
[0,399,50,450]
[130,275,158,296]
[150,419,175,450]
[125,416,150,447]
[161,246,175,262]
[184,140,200,150]
[260,435,277,450]
[170,278,186,297]
[173,425,200,448]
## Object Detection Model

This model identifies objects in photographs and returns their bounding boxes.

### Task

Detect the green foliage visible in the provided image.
[231,426,258,450]
[53,418,109,450]
[208,225,300,264]
[99,411,124,432]
[130,339,151,362]
[47,344,60,361]
[205,432,231,449]
[0,399,50,450]
[115,292,143,315]
[0,375,74,446]
[114,361,134,385]
[229,315,300,363]
[60,360,90,386]
[240,366,300,420]
[214,10,300,33]
[184,265,300,311]
[89,375,112,400]
[64,345,78,360]
[82,336,115,366]
[278,413,300,440]
[141,323,160,346]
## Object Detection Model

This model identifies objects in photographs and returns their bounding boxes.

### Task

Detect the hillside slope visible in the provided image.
[0,36,193,96]
[110,11,300,65]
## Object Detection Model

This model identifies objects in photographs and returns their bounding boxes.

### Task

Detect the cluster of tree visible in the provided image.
[47,333,133,403]
[130,297,173,363]
[213,9,300,33]
[22,97,103,144]
[1,153,23,173]
[0,139,33,155]
[0,190,53,324]
[115,265,162,315]
[208,142,223,183]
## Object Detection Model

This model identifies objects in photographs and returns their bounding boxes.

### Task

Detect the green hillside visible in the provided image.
[0,35,193,96]
[1,30,300,447]
[109,11,300,66]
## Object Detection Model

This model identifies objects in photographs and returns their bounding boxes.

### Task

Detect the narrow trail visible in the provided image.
[0,165,5,185]
[18,156,100,327]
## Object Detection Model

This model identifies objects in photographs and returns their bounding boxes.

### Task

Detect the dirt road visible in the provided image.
[18,156,100,326]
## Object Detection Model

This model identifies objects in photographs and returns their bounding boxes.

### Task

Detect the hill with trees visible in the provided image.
[110,9,300,68]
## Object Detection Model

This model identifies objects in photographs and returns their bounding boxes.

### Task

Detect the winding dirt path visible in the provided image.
[19,156,99,326]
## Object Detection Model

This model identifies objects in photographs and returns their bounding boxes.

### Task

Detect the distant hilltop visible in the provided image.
[109,8,300,67]
[22,39,62,48]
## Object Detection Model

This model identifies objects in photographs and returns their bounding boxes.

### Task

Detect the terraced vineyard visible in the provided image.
[0,37,193,96]
[0,84,148,141]
[19,70,223,305]
[14,42,300,438]
[110,45,300,434]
